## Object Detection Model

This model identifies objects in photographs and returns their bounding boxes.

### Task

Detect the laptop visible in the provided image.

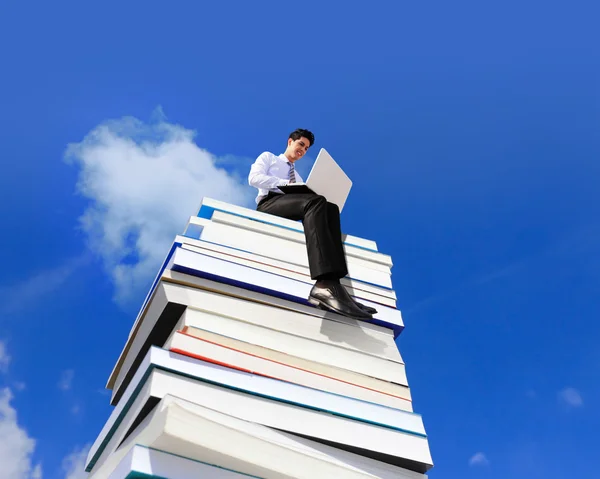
[278,148,353,212]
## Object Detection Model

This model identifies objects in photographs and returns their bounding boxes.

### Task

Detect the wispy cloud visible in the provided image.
[0,255,88,316]
[406,223,600,315]
[62,444,91,479]
[405,257,527,314]
[469,452,490,466]
[558,387,583,408]
[0,341,11,373]
[31,464,42,479]
[70,403,81,416]
[0,388,41,479]
[57,370,74,392]
[65,109,254,304]
[525,389,537,399]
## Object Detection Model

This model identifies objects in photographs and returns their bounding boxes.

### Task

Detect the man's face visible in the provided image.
[287,136,311,161]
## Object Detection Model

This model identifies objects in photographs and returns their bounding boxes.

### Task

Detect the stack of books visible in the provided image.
[84,197,434,478]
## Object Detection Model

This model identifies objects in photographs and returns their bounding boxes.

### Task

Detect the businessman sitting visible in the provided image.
[248,128,376,321]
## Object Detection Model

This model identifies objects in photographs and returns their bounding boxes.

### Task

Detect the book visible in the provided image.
[196,197,379,251]
[278,183,316,195]
[107,444,251,479]
[179,242,396,307]
[206,210,393,267]
[176,308,407,384]
[178,325,411,401]
[166,329,413,410]
[166,246,400,326]
[190,215,391,274]
[109,280,407,406]
[106,268,405,398]
[93,395,429,479]
[187,217,393,287]
[90,362,432,475]
[175,233,397,302]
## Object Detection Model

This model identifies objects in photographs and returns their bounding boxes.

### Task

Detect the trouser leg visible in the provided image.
[257,193,348,280]
[326,201,347,274]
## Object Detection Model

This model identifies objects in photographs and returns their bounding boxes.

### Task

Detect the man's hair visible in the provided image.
[289,128,315,147]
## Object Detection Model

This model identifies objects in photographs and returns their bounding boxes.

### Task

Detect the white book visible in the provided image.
[208,210,393,267]
[174,326,412,404]
[175,308,407,384]
[166,330,413,411]
[162,269,402,335]
[122,346,419,437]
[110,280,407,406]
[90,361,432,475]
[190,215,391,275]
[175,234,397,302]
[97,396,429,479]
[107,269,404,396]
[188,216,393,288]
[108,445,251,479]
[167,246,401,328]
[179,242,396,307]
[197,197,379,252]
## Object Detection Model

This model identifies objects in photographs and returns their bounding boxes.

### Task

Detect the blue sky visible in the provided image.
[0,0,598,477]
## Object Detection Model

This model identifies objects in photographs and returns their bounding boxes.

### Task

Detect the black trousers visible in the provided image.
[257,192,348,280]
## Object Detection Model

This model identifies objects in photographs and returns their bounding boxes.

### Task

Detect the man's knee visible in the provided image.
[326,201,340,214]
[306,194,327,207]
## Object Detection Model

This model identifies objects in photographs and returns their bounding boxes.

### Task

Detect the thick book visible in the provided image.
[92,395,429,479]
[175,234,397,303]
[188,217,393,288]
[206,210,393,267]
[106,269,404,398]
[107,444,251,479]
[179,242,396,307]
[89,358,432,475]
[109,280,407,406]
[174,308,407,384]
[196,197,379,251]
[166,329,413,410]
[166,246,400,326]
[190,215,392,274]
[177,325,411,402]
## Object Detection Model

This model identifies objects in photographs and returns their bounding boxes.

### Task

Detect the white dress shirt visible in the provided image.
[248,151,305,204]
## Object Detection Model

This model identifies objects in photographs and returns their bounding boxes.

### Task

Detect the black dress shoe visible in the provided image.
[354,301,378,315]
[308,281,373,320]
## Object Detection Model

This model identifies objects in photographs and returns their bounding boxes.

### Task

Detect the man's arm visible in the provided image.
[248,152,289,190]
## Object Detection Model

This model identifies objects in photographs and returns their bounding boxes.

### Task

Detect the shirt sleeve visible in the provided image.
[248,152,289,189]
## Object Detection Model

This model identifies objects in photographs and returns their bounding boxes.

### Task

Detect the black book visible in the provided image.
[278,184,316,195]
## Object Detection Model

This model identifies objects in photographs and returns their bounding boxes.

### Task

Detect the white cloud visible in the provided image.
[0,388,40,479]
[0,341,11,373]
[30,465,42,479]
[0,256,88,315]
[558,387,583,408]
[65,110,254,303]
[57,370,74,391]
[469,452,490,466]
[62,444,90,479]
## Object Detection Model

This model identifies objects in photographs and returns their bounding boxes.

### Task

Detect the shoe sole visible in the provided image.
[308,297,373,321]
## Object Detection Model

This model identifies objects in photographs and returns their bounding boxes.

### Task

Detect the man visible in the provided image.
[248,128,376,321]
